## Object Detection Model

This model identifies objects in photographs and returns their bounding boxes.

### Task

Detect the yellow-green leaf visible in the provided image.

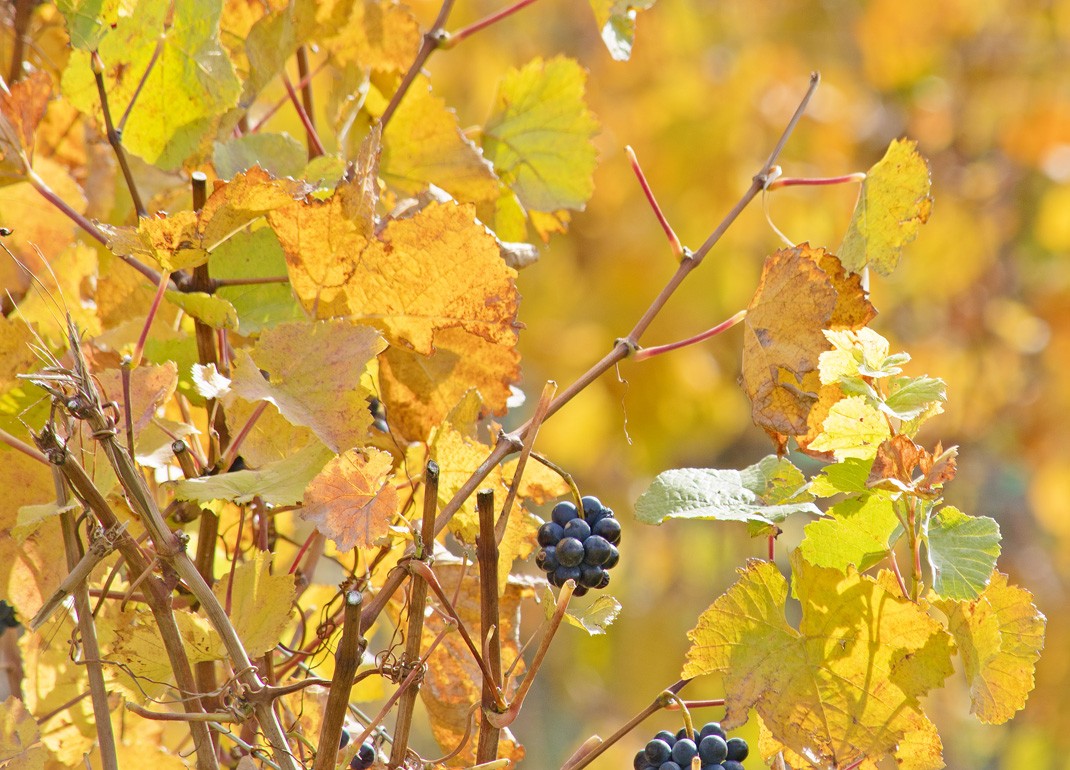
[212,552,295,657]
[0,695,50,770]
[588,0,657,61]
[841,138,933,275]
[936,572,1046,725]
[807,394,892,460]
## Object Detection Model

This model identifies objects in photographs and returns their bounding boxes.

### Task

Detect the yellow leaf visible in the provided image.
[841,139,933,276]
[807,394,892,460]
[0,70,52,170]
[819,327,892,384]
[212,551,295,657]
[0,517,64,620]
[380,76,499,203]
[0,696,50,770]
[936,571,1046,724]
[430,424,505,543]
[742,244,876,440]
[330,0,420,73]
[683,553,953,770]
[228,319,386,452]
[300,446,399,551]
[93,362,178,437]
[0,317,40,392]
[483,56,599,238]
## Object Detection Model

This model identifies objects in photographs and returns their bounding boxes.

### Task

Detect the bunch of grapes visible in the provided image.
[633,723,749,770]
[535,496,621,596]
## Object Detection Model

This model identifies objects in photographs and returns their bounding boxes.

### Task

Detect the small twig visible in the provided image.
[245,60,328,135]
[210,275,291,287]
[91,51,146,216]
[888,549,908,597]
[222,400,268,471]
[55,467,119,770]
[496,381,556,544]
[476,489,503,763]
[379,0,457,129]
[314,585,364,770]
[626,145,682,259]
[121,360,135,457]
[125,702,243,723]
[295,47,317,160]
[766,172,866,190]
[0,426,48,464]
[131,270,172,368]
[664,698,725,710]
[633,310,746,362]
[281,73,325,158]
[559,679,692,770]
[444,0,541,46]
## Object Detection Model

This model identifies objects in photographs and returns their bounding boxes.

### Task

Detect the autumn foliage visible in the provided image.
[0,2,1055,770]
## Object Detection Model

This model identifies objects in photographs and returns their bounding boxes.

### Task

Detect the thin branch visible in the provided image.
[445,0,541,46]
[476,489,503,764]
[91,51,146,216]
[282,72,325,157]
[210,275,291,287]
[0,426,48,464]
[626,145,682,258]
[296,47,317,160]
[633,310,746,362]
[313,585,364,770]
[379,0,457,129]
[766,172,866,190]
[496,381,556,544]
[245,60,328,135]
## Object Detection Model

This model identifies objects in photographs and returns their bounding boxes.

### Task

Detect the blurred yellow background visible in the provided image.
[403,1,1069,768]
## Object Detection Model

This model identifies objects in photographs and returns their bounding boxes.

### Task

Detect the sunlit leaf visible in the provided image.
[14,242,100,341]
[809,457,874,498]
[300,446,399,551]
[0,695,50,770]
[60,0,242,168]
[683,553,953,770]
[0,317,41,392]
[227,319,386,452]
[56,0,121,50]
[883,375,947,421]
[102,607,224,691]
[92,361,178,437]
[210,227,306,335]
[559,590,623,635]
[328,0,420,73]
[807,395,891,460]
[588,0,657,61]
[483,56,599,239]
[742,245,876,440]
[635,455,820,527]
[0,70,51,171]
[841,139,933,276]
[926,506,1001,600]
[171,441,333,505]
[212,551,295,657]
[800,493,900,572]
[164,290,239,330]
[935,572,1045,725]
[213,133,308,180]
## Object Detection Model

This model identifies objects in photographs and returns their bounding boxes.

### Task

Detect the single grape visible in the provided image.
[644,739,672,765]
[725,737,748,762]
[581,495,604,519]
[547,570,561,587]
[349,741,375,770]
[671,738,698,766]
[699,722,726,741]
[603,545,620,569]
[676,728,689,742]
[634,750,650,770]
[535,545,558,572]
[592,516,622,545]
[595,570,611,589]
[698,735,728,765]
[572,583,589,597]
[339,729,351,750]
[563,517,592,541]
[657,763,682,770]
[579,564,605,588]
[653,730,676,746]
[721,762,744,770]
[700,765,726,770]
[554,565,582,585]
[556,537,585,567]
[537,521,564,546]
[582,535,612,565]
[551,501,579,526]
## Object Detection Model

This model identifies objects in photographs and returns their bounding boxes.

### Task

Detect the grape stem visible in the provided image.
[627,144,684,259]
[766,172,866,190]
[446,0,542,46]
[633,310,747,361]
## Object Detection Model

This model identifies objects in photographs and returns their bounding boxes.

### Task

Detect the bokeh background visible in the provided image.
[2,1,1068,768]
[412,1,1070,768]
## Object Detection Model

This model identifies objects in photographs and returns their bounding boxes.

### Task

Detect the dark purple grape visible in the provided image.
[535,546,558,571]
[699,723,726,741]
[657,763,682,770]
[644,739,672,765]
[556,537,585,567]
[572,583,589,597]
[592,516,621,545]
[349,741,375,770]
[581,495,604,519]
[554,565,581,585]
[537,521,564,546]
[721,762,744,770]
[551,501,579,526]
[698,735,728,765]
[582,535,612,565]
[634,750,650,770]
[579,564,605,587]
[671,738,698,766]
[700,765,726,770]
[563,517,592,541]
[653,730,676,746]
[603,544,620,569]
[595,570,610,589]
[725,737,748,762]
[339,729,351,749]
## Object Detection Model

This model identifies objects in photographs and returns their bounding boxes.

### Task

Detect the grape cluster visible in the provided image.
[633,723,749,770]
[535,496,621,596]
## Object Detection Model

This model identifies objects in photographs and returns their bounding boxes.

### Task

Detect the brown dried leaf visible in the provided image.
[300,446,399,551]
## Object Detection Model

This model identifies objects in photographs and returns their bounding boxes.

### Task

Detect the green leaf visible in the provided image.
[562,594,623,635]
[800,494,900,572]
[212,552,295,657]
[213,133,308,180]
[840,138,933,276]
[809,457,874,497]
[635,455,821,527]
[57,0,120,50]
[164,290,239,330]
[807,395,891,461]
[883,375,947,421]
[483,56,599,237]
[926,506,1001,600]
[170,442,333,505]
[588,0,657,61]
[60,0,241,168]
[210,227,306,334]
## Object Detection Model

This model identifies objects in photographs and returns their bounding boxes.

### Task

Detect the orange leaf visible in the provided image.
[300,447,399,551]
[0,70,51,166]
